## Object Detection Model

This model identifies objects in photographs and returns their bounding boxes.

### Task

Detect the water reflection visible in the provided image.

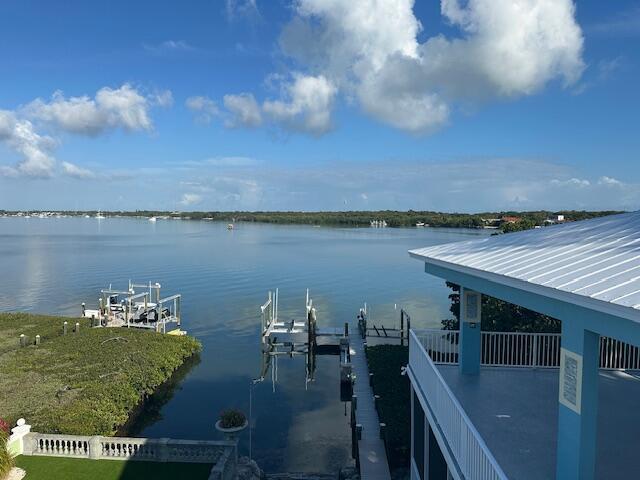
[119,353,202,436]
[0,217,489,472]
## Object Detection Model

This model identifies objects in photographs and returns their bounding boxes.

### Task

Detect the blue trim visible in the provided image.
[460,287,481,375]
[556,322,599,480]
[425,262,640,348]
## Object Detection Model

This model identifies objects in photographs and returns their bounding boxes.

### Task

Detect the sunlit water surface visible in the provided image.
[0,217,488,472]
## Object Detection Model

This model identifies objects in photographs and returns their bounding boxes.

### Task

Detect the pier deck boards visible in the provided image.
[351,334,391,480]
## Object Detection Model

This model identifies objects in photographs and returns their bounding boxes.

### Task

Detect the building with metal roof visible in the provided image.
[406,212,640,480]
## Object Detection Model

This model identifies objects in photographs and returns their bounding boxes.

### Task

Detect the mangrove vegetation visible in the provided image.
[0,313,201,436]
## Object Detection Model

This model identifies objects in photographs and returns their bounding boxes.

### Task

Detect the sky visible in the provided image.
[0,0,639,212]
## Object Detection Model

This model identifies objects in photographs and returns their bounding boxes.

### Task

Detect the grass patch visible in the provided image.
[0,312,201,436]
[365,344,410,470]
[15,455,212,480]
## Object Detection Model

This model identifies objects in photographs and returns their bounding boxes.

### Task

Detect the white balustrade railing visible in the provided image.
[409,331,508,480]
[31,433,90,458]
[415,329,640,370]
[24,432,235,469]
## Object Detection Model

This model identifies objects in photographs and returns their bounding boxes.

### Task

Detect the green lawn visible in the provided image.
[0,312,201,435]
[15,456,213,480]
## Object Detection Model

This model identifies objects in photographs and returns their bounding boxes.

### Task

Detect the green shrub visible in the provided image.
[366,345,410,470]
[0,313,201,436]
[0,429,14,480]
[218,409,246,428]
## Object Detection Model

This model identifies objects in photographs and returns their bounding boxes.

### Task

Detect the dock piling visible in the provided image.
[63,322,68,335]
[19,334,26,347]
[75,322,80,333]
[35,335,40,346]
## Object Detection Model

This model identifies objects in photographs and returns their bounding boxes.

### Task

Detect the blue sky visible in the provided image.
[0,0,639,212]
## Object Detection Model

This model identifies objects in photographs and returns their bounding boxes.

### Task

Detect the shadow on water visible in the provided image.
[118,461,213,480]
[116,353,202,437]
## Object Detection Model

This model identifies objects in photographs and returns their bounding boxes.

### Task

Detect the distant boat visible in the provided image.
[96,211,105,219]
[149,217,157,222]
[416,222,425,227]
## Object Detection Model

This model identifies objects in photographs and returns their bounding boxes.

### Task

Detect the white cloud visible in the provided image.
[598,176,623,187]
[229,0,584,135]
[223,93,262,128]
[205,156,260,167]
[550,177,591,188]
[0,110,56,177]
[152,89,174,108]
[186,96,220,124]
[61,161,96,179]
[262,74,336,134]
[23,84,169,136]
[144,40,196,55]
[179,193,203,206]
[172,159,640,211]
[225,0,261,22]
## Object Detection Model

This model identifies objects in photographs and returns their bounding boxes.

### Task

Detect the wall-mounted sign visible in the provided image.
[559,348,582,415]
[463,290,481,323]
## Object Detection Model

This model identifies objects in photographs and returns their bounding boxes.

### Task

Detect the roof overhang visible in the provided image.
[410,250,640,326]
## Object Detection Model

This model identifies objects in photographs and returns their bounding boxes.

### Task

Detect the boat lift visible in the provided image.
[256,289,352,397]
[82,280,183,334]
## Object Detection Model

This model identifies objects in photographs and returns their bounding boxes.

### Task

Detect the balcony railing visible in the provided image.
[409,330,508,480]
[414,329,640,370]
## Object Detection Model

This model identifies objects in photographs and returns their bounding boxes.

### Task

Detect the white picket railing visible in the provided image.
[409,331,508,480]
[415,329,640,370]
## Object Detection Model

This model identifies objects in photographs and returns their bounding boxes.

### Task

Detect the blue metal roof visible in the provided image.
[410,212,640,319]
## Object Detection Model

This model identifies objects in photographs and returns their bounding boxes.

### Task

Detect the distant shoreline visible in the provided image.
[0,209,621,230]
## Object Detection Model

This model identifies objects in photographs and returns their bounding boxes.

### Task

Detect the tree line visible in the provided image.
[0,209,621,230]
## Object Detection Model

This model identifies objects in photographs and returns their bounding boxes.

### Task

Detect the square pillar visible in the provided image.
[459,287,481,375]
[556,320,599,480]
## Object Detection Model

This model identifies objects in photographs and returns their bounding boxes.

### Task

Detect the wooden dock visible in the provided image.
[351,334,391,480]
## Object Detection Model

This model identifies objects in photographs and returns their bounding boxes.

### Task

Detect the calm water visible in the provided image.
[0,217,488,472]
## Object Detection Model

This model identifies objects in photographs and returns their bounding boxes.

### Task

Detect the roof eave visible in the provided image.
[409,251,640,325]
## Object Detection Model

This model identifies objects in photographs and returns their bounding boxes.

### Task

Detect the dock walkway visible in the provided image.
[351,334,391,480]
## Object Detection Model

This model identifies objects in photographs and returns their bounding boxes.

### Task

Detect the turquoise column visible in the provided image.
[459,287,481,375]
[556,320,599,480]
